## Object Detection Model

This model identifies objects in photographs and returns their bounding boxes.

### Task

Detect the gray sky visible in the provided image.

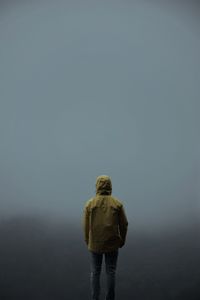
[0,0,199,231]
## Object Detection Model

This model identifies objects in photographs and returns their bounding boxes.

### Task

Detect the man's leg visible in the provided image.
[90,251,103,300]
[104,249,119,300]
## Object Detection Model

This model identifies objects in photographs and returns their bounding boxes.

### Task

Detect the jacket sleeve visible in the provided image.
[82,205,90,245]
[118,205,128,245]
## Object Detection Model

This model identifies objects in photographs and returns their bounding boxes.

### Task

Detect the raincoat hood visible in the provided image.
[95,175,112,195]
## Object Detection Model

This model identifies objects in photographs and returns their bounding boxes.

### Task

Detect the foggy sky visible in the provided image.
[0,0,199,231]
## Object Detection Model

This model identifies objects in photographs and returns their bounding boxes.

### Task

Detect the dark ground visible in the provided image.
[0,215,199,300]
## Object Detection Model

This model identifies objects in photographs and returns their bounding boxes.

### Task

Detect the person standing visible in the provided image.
[82,175,128,300]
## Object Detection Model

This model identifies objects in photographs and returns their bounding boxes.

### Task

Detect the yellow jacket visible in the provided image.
[82,175,128,253]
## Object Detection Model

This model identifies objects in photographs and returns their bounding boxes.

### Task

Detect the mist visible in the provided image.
[0,1,200,298]
[0,0,199,229]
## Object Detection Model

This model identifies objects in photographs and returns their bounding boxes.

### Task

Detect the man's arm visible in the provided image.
[118,205,128,247]
[82,206,90,245]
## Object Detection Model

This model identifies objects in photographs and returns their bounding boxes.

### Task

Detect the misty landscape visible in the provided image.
[0,0,200,299]
[0,215,199,300]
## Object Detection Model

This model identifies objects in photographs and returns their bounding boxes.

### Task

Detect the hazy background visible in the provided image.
[0,0,200,299]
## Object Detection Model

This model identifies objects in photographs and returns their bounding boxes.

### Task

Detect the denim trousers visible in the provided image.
[90,249,119,300]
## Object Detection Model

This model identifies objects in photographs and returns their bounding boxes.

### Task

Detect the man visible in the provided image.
[82,175,128,300]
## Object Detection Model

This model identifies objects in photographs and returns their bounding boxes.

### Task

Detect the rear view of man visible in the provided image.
[82,175,128,300]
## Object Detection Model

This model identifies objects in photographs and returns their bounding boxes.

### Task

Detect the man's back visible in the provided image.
[83,175,128,253]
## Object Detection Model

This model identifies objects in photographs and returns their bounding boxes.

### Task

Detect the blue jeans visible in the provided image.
[90,249,119,300]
